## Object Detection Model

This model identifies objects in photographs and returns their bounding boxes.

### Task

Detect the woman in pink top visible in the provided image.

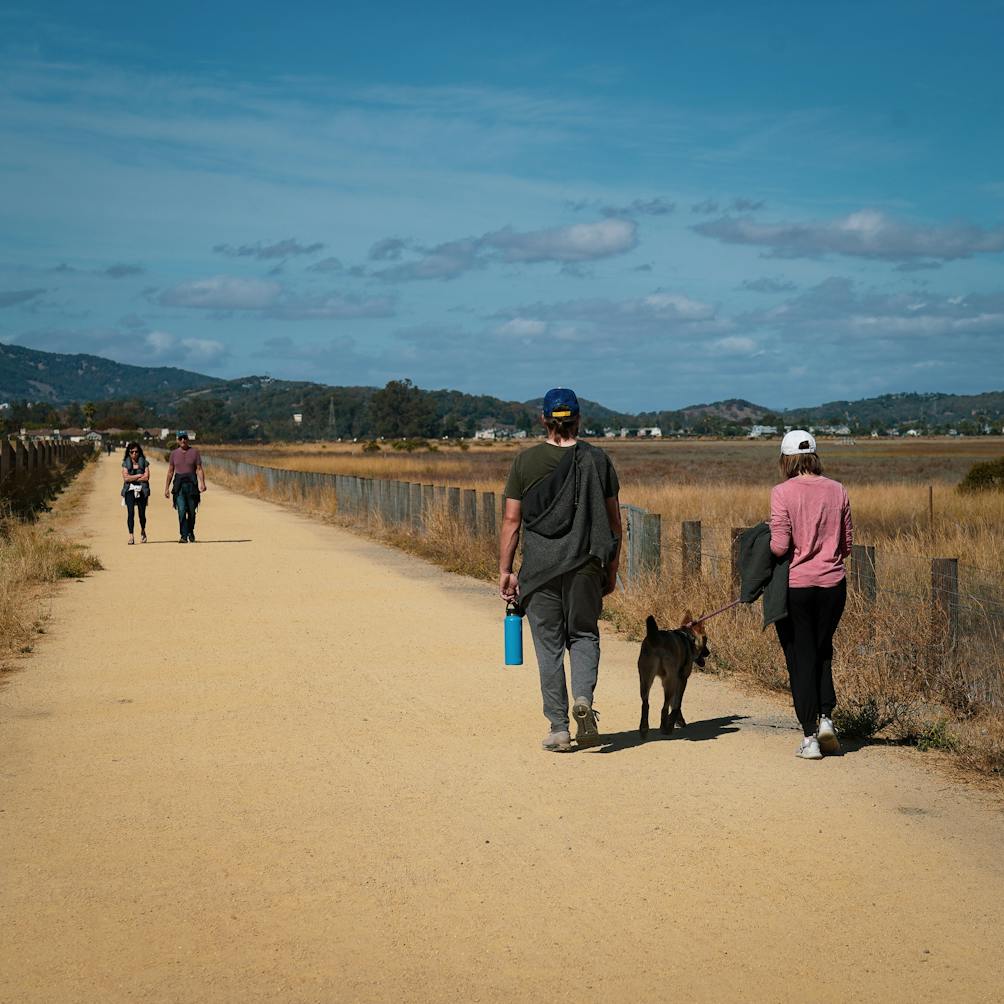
[770,431,853,760]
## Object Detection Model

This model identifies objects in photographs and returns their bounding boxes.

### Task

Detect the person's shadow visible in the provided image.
[592,714,747,754]
[146,539,253,544]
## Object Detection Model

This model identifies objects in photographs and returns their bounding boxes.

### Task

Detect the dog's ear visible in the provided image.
[645,615,660,639]
[681,610,693,628]
[692,619,706,637]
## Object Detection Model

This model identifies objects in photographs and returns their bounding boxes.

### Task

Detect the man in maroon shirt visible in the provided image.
[164,431,206,543]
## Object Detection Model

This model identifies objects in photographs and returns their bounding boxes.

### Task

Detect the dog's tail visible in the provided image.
[645,615,660,640]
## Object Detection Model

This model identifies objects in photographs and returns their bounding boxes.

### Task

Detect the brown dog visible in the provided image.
[638,612,709,737]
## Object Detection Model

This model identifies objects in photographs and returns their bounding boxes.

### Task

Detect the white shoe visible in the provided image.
[817,716,840,755]
[796,736,823,760]
[542,730,571,752]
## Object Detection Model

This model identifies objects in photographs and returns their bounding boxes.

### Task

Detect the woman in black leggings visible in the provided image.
[770,431,853,759]
[121,442,151,544]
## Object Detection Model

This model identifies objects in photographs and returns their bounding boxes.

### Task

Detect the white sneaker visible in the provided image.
[817,716,840,755]
[542,730,571,752]
[796,736,823,760]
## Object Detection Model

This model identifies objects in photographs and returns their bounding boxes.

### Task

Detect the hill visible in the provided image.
[783,391,1004,429]
[2,342,1002,438]
[0,342,220,404]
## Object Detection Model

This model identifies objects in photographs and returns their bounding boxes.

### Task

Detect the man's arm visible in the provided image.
[164,460,175,498]
[604,496,622,596]
[196,460,206,492]
[498,497,521,601]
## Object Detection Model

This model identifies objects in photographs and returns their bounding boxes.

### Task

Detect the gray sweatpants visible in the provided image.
[524,560,604,732]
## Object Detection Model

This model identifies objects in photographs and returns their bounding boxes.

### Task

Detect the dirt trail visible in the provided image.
[2,455,1002,1003]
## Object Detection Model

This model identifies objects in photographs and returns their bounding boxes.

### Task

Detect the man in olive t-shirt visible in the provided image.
[499,388,621,753]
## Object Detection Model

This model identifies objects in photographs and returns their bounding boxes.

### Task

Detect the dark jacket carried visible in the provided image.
[738,522,789,630]
[517,442,617,605]
[172,473,201,506]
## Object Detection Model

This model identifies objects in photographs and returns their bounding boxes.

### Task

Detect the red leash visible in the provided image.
[684,597,742,628]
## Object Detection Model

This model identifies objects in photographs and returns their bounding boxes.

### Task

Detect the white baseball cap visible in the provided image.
[780,429,817,455]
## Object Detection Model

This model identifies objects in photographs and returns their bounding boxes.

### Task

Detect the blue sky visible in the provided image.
[2,1,1003,411]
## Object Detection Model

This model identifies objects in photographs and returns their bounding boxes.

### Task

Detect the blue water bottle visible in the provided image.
[504,601,523,666]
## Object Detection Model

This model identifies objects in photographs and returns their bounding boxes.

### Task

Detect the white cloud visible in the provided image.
[495,318,547,337]
[144,330,229,366]
[715,336,758,353]
[157,276,281,309]
[638,293,715,320]
[486,218,637,263]
[373,217,639,281]
[693,210,1004,262]
[265,293,395,320]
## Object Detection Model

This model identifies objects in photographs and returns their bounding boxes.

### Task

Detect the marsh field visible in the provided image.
[207,436,1004,780]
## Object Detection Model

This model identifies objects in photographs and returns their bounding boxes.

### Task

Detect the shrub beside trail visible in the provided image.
[0,476,103,672]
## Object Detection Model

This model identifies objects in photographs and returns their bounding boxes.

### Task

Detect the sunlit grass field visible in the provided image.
[209,437,1004,572]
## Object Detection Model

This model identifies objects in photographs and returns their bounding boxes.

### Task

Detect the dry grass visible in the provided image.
[0,465,103,671]
[207,439,1004,783]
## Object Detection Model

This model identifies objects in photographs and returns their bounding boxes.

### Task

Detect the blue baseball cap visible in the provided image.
[542,387,580,418]
[177,430,189,439]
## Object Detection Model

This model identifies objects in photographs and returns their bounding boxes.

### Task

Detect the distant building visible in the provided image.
[474,423,521,440]
[293,413,303,425]
[748,425,778,438]
[637,427,663,438]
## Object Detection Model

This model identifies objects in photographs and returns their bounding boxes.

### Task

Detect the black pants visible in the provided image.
[774,579,846,736]
[125,493,148,534]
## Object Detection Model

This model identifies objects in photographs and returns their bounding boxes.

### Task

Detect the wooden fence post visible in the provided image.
[462,489,477,534]
[850,544,877,602]
[619,505,635,583]
[931,558,959,650]
[730,527,749,595]
[398,481,410,526]
[0,439,13,484]
[410,483,423,531]
[480,491,497,538]
[682,520,702,581]
[637,512,661,574]
[422,484,435,525]
[15,440,28,476]
[448,487,461,521]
